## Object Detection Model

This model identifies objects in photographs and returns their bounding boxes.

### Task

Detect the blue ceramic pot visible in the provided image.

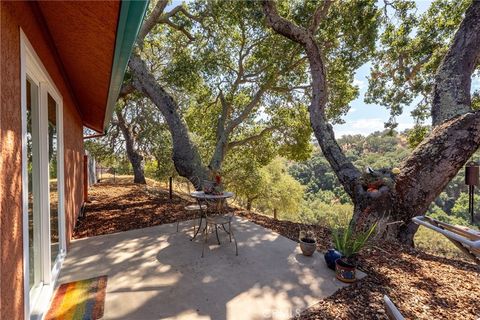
[324,249,342,270]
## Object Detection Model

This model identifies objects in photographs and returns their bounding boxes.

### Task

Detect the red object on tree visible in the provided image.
[215,175,222,184]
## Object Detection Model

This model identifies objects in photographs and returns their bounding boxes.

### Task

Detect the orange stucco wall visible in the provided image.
[1,1,84,319]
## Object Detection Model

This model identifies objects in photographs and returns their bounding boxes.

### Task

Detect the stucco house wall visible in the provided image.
[0,1,84,319]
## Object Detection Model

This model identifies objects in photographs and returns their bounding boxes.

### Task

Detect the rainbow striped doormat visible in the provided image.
[45,276,108,320]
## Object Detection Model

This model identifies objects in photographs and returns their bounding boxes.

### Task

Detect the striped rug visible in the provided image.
[45,276,108,320]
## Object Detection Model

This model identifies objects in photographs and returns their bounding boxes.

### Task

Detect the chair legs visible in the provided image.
[214,224,221,245]
[191,212,204,241]
[201,220,238,257]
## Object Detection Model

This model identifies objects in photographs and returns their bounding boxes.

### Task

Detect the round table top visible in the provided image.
[190,191,234,199]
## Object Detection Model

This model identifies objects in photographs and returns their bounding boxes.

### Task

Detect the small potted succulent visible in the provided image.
[299,230,317,256]
[333,222,377,283]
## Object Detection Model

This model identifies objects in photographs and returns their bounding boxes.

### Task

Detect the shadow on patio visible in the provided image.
[58,217,357,320]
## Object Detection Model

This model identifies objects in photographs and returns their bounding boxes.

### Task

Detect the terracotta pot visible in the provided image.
[335,258,356,283]
[299,237,316,256]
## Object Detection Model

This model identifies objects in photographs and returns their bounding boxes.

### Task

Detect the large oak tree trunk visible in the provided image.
[115,109,146,184]
[128,53,209,185]
[263,0,480,245]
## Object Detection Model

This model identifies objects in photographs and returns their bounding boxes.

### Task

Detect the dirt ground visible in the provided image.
[75,180,480,320]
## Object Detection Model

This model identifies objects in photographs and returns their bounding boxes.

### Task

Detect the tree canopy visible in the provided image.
[86,0,480,245]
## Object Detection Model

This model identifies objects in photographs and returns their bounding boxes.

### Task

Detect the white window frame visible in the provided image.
[20,29,66,320]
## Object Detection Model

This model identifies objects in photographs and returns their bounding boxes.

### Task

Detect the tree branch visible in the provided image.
[217,90,230,139]
[162,19,195,41]
[137,1,203,46]
[431,1,480,125]
[227,126,278,150]
[262,0,361,197]
[119,82,136,99]
[270,85,311,93]
[164,5,204,23]
[225,86,268,134]
[308,0,333,33]
[137,0,169,44]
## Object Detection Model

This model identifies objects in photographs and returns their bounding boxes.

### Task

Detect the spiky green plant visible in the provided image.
[333,222,377,264]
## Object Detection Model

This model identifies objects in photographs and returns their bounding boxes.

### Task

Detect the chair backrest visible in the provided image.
[189,176,202,191]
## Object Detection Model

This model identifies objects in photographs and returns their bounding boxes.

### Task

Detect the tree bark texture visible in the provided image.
[128,53,209,185]
[115,109,146,184]
[263,0,480,245]
[431,3,480,125]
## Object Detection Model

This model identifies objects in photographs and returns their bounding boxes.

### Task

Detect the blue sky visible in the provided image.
[166,1,475,137]
[332,62,416,137]
[333,1,480,136]
[333,0,432,136]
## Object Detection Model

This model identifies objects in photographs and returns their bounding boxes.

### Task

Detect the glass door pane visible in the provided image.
[26,78,42,293]
[47,93,60,265]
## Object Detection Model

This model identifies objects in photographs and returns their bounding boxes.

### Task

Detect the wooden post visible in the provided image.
[273,208,277,220]
[83,155,89,203]
[169,176,173,200]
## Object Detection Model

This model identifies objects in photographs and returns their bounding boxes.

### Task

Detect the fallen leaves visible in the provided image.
[76,181,480,319]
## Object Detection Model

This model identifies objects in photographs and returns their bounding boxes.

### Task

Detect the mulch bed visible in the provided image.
[73,182,195,238]
[75,181,480,319]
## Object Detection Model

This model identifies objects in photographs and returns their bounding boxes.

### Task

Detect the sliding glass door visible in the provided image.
[22,31,66,318]
[48,93,61,266]
[26,78,42,298]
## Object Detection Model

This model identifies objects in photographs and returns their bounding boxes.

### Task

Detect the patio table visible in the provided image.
[190,190,238,256]
[189,191,234,242]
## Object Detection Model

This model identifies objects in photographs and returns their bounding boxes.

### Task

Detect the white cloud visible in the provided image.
[333,118,414,137]
[353,78,366,89]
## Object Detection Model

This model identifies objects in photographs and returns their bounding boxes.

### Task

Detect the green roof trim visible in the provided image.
[103,0,149,132]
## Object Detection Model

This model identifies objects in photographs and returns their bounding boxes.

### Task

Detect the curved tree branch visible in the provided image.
[308,0,333,33]
[431,2,480,125]
[262,0,361,197]
[128,53,208,181]
[393,2,480,237]
[137,0,169,44]
[137,1,204,46]
[227,126,278,150]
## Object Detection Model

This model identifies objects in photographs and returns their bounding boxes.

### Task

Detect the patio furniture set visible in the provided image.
[177,185,238,257]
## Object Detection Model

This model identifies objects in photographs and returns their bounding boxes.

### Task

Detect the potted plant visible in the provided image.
[299,230,317,256]
[333,222,377,283]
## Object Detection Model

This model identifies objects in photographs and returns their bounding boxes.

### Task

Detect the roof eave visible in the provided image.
[102,0,149,133]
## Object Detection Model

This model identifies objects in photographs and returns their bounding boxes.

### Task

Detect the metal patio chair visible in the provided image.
[202,198,238,257]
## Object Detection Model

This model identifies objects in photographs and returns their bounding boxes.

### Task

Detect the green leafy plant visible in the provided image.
[333,222,377,265]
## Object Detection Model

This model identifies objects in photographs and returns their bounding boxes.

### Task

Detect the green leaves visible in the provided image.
[333,221,377,258]
[367,0,473,131]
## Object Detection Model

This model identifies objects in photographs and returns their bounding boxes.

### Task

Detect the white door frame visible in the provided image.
[20,29,66,320]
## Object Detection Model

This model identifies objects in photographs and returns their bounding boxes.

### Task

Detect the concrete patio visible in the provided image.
[57,217,363,320]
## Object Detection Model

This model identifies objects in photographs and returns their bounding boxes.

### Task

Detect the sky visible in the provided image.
[166,0,476,137]
[332,62,415,137]
[333,0,432,137]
